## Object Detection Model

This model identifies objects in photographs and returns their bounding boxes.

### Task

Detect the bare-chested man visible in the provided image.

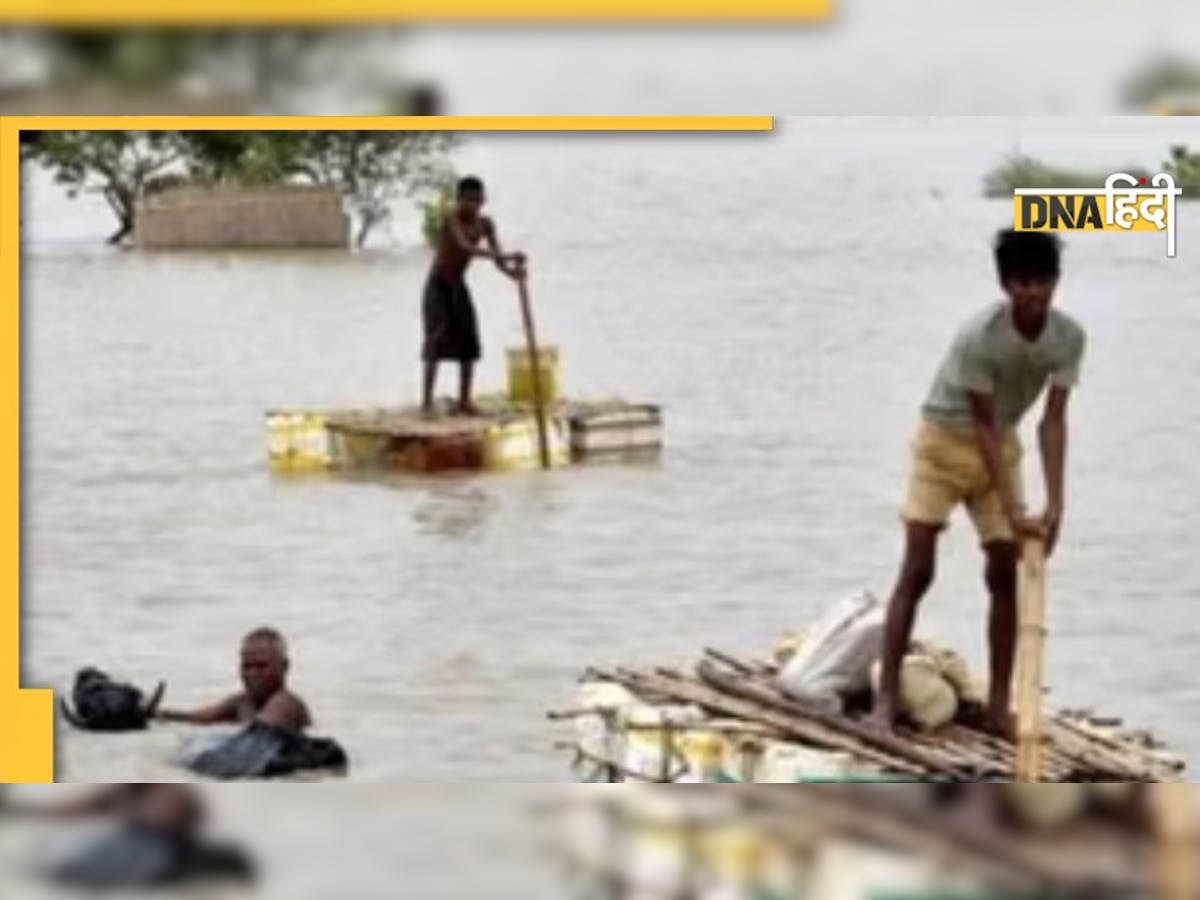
[422,175,527,416]
[157,628,311,734]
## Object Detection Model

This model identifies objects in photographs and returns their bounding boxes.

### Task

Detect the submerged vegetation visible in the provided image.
[984,146,1200,199]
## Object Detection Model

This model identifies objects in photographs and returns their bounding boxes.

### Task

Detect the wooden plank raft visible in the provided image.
[589,650,1187,782]
[323,399,659,439]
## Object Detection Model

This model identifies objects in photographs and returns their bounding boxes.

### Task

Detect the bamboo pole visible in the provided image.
[1153,783,1200,900]
[1015,538,1048,782]
[515,269,553,471]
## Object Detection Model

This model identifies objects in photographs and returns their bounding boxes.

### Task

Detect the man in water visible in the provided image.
[157,627,312,734]
[423,175,527,416]
[870,230,1087,738]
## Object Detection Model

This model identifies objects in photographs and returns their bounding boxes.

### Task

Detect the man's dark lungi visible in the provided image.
[423,274,482,363]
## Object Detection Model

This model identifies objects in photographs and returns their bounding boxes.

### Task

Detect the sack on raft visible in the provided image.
[870,655,959,731]
[911,641,988,707]
[777,592,886,710]
[179,721,348,780]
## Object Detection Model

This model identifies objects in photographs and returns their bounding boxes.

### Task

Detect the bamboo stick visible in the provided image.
[1016,538,1048,782]
[703,651,1093,780]
[693,659,997,777]
[515,271,552,471]
[1054,716,1185,777]
[610,667,928,774]
[1152,783,1200,900]
[1045,719,1171,781]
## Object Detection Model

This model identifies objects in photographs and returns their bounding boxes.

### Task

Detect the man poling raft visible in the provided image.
[421,175,528,417]
[871,229,1088,741]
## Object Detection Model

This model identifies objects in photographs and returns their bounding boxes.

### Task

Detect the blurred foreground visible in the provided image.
[0,28,442,116]
[1,783,1196,899]
[4,9,1200,116]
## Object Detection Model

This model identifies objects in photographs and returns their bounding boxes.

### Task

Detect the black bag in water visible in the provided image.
[184,721,348,780]
[60,667,166,732]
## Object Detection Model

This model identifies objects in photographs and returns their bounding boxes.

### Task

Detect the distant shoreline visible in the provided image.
[984,149,1199,200]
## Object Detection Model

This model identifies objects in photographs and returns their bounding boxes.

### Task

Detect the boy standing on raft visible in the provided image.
[870,230,1088,739]
[423,176,527,416]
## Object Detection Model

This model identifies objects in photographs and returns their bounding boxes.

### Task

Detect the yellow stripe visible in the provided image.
[0,117,54,782]
[6,116,773,132]
[0,0,831,23]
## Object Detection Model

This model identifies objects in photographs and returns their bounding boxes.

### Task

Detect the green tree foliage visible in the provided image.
[293,132,458,248]
[422,181,456,250]
[984,147,1200,198]
[983,153,1152,197]
[1166,145,1200,194]
[178,131,309,185]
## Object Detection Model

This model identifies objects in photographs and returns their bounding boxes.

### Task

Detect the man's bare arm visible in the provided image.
[156,694,241,725]
[483,219,524,278]
[1039,386,1072,554]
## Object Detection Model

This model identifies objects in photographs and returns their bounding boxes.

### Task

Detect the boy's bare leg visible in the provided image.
[422,361,438,415]
[984,540,1020,741]
[869,523,941,733]
[458,361,480,416]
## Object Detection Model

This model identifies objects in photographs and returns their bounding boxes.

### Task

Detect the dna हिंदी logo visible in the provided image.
[1014,172,1184,258]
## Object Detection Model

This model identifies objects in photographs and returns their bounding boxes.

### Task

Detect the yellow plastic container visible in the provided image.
[507,345,560,407]
[481,414,570,472]
[266,411,334,472]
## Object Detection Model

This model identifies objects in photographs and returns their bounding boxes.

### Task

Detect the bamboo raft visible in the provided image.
[558,648,1187,783]
[550,643,1198,899]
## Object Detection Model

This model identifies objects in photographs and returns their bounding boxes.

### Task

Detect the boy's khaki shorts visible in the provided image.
[902,419,1025,546]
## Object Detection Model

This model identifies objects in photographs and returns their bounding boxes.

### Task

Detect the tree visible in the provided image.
[289,132,458,248]
[26,131,188,244]
[1165,145,1200,194]
[27,130,459,248]
[177,131,459,246]
[422,181,455,249]
[177,131,309,186]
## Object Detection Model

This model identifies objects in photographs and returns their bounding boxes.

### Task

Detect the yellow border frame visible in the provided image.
[0,0,832,23]
[0,115,772,783]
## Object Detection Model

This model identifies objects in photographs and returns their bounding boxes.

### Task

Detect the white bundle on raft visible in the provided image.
[870,655,959,731]
[912,641,988,708]
[772,591,989,730]
[777,592,885,711]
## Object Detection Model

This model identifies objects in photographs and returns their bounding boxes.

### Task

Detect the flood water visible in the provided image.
[21,117,1200,784]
